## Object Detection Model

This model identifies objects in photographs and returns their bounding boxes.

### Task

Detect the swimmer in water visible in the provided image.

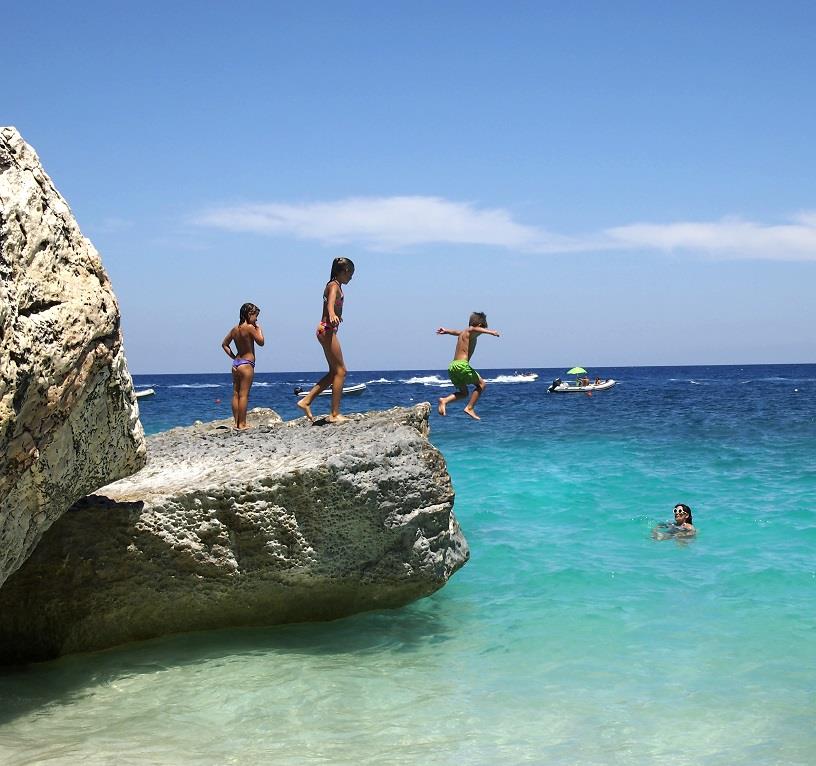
[652,503,697,540]
[671,503,695,532]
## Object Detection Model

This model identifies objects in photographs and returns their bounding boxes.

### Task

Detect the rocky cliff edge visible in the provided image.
[0,127,147,588]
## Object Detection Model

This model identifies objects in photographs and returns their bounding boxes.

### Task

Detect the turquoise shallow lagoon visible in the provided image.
[1,365,814,764]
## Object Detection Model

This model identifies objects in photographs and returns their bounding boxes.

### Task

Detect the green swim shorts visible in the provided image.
[448,359,480,387]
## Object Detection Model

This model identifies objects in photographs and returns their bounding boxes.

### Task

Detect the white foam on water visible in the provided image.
[487,373,538,384]
[167,383,223,388]
[402,375,449,385]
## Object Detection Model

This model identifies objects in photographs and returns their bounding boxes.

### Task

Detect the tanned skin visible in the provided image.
[297,264,354,423]
[436,324,500,420]
[222,311,264,429]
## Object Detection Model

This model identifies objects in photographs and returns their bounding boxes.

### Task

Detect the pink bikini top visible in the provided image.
[323,279,344,315]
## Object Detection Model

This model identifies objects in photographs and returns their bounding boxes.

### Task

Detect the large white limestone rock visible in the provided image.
[0,127,147,587]
[0,405,469,663]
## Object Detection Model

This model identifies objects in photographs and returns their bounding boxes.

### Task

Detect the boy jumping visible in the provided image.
[436,312,500,420]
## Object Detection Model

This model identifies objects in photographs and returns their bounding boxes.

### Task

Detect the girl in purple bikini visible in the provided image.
[221,302,264,429]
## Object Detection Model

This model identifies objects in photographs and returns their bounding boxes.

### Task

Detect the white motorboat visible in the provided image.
[547,378,616,393]
[295,383,367,397]
[134,388,155,399]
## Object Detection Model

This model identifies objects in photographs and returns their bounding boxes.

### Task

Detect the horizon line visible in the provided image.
[130,360,816,376]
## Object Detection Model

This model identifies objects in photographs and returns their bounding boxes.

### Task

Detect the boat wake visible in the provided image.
[402,373,538,386]
[402,375,449,385]
[168,383,223,388]
[489,373,538,383]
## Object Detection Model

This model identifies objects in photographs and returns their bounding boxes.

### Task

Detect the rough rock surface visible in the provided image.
[0,405,469,663]
[0,127,147,587]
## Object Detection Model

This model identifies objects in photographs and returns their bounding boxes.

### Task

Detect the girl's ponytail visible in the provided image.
[330,257,355,281]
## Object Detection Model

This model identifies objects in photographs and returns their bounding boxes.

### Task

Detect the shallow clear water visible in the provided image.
[2,365,814,764]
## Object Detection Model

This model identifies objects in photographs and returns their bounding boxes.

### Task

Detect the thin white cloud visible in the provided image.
[194,196,580,252]
[606,214,816,261]
[194,196,816,261]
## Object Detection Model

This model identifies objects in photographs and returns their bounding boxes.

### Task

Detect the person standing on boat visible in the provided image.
[436,311,500,420]
[297,257,355,424]
[221,302,264,430]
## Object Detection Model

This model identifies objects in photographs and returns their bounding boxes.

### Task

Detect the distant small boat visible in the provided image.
[294,383,367,397]
[135,388,155,399]
[547,378,616,393]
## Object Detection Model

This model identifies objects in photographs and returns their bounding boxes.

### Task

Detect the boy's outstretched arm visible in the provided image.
[436,327,461,336]
[470,327,501,337]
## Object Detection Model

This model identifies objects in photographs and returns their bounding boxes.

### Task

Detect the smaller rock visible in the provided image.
[0,404,468,664]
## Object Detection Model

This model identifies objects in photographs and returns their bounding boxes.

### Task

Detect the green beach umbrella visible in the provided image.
[566,367,587,375]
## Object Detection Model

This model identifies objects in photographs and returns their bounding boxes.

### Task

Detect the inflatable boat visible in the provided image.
[294,383,367,397]
[547,378,616,393]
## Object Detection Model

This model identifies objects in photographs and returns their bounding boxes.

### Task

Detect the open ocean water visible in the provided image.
[1,364,814,765]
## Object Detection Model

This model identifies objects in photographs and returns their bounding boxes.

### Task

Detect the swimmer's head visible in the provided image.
[673,503,693,524]
[469,311,488,328]
[239,302,260,323]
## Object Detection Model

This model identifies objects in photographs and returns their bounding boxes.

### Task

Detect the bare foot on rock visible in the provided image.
[296,399,314,421]
[326,414,349,424]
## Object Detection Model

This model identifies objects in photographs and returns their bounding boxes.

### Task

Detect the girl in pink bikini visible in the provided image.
[221,302,264,429]
[297,257,355,423]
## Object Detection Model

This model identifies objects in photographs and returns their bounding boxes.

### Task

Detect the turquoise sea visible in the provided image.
[1,364,814,765]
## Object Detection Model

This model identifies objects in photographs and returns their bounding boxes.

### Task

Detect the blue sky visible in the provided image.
[5,1,815,373]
